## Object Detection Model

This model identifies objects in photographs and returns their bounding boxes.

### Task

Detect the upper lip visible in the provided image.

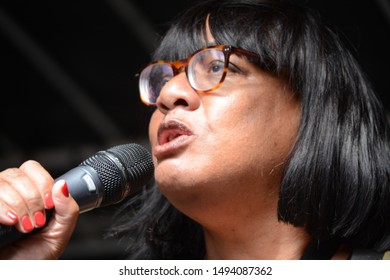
[157,119,193,145]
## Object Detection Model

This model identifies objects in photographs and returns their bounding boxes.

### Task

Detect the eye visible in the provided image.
[208,60,225,74]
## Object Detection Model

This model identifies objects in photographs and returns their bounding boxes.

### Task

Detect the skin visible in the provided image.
[0,161,79,259]
[148,22,309,258]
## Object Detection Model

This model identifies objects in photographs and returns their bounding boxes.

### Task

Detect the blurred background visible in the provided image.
[0,0,389,259]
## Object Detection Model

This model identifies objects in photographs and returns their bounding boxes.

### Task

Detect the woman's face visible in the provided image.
[148,42,301,213]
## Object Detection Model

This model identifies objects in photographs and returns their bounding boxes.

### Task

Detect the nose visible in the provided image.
[156,72,201,114]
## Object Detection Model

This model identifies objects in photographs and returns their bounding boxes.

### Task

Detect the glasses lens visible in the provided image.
[139,63,174,105]
[188,48,226,92]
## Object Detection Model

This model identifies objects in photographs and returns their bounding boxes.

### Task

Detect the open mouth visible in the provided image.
[154,119,195,157]
[158,119,193,145]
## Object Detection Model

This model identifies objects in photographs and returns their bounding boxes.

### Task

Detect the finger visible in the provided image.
[0,174,34,232]
[0,179,19,226]
[19,160,54,210]
[51,179,79,222]
[0,165,46,231]
[40,179,79,251]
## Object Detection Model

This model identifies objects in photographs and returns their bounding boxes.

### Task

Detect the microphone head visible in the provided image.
[79,143,154,207]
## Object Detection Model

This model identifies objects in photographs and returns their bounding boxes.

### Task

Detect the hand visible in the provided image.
[0,160,79,259]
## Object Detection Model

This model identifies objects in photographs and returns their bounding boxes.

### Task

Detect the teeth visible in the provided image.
[168,134,178,141]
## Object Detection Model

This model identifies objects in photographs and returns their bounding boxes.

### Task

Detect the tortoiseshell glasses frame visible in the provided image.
[138,45,259,106]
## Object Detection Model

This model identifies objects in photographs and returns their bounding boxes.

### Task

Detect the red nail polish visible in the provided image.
[61,181,69,197]
[34,211,45,227]
[21,215,34,232]
[7,211,18,221]
[44,192,54,208]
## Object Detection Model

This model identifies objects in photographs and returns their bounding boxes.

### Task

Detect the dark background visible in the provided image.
[0,0,389,259]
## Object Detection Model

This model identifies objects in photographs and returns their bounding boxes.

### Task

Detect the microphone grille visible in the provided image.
[107,143,154,188]
[80,143,154,207]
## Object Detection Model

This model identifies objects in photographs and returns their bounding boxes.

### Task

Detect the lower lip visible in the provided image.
[153,134,195,158]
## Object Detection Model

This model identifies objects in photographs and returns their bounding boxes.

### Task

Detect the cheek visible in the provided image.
[258,100,300,166]
[225,92,300,169]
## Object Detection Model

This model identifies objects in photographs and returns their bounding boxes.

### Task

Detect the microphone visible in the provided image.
[0,143,154,249]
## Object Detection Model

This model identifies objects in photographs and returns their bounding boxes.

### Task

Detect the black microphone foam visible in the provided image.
[0,143,154,249]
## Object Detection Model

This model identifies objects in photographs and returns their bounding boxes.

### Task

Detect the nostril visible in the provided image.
[157,98,189,114]
[174,99,189,107]
[159,103,170,112]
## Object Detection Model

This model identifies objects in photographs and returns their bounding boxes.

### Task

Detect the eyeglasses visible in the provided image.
[138,45,259,106]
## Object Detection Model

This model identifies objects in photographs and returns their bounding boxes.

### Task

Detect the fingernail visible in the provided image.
[21,215,34,232]
[61,181,69,197]
[34,211,45,227]
[7,211,18,221]
[44,192,54,208]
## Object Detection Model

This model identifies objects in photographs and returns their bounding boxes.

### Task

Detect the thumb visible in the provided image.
[49,179,79,234]
[40,179,79,256]
[52,179,80,220]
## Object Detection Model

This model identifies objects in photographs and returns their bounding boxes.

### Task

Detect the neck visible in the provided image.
[166,172,311,259]
[195,186,311,260]
[203,217,310,260]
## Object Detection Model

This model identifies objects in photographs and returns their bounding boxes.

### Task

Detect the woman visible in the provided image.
[1,0,390,259]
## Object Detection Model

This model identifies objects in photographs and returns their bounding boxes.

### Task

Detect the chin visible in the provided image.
[154,158,186,185]
[154,159,205,191]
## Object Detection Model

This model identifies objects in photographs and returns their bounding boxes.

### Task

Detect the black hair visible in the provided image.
[109,0,390,258]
